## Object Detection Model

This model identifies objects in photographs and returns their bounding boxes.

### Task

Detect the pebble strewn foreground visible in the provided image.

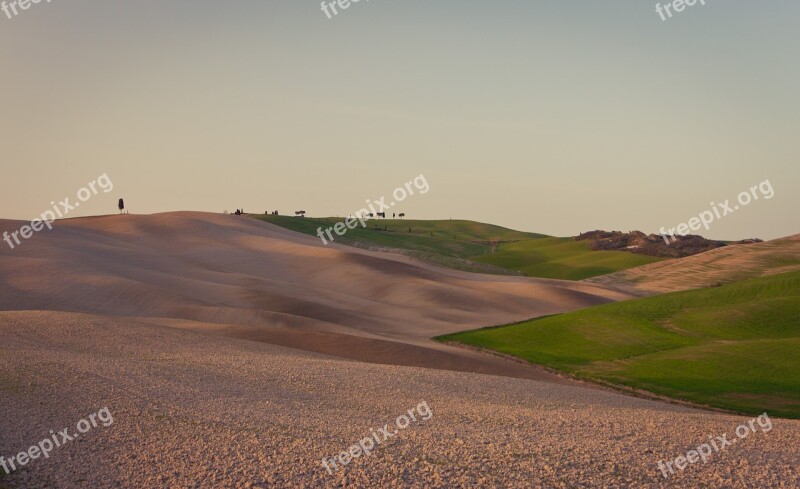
[2,312,798,488]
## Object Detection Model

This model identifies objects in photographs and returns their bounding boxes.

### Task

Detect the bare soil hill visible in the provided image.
[0,211,631,381]
[585,234,800,294]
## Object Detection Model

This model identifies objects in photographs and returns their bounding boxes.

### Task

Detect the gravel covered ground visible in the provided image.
[2,311,798,488]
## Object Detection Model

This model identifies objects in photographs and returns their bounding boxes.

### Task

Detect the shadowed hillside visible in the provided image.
[0,211,631,380]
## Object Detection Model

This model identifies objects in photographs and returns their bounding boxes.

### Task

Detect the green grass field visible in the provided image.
[254,215,544,274]
[439,271,800,418]
[472,237,662,280]
[254,215,663,280]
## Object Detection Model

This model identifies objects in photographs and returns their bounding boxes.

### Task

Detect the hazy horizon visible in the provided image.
[2,0,798,241]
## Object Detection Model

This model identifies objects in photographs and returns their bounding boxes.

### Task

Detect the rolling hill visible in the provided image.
[472,237,662,280]
[440,271,800,418]
[254,215,666,280]
[0,211,631,380]
[586,234,800,294]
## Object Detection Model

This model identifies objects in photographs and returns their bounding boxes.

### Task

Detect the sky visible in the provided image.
[1,0,798,240]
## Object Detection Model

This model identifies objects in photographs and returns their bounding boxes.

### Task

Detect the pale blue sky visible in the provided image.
[1,0,798,239]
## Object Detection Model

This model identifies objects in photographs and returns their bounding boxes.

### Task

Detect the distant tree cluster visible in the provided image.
[227,206,412,222]
[575,230,762,258]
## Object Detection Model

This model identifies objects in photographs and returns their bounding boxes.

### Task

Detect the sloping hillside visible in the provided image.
[256,216,669,280]
[586,234,800,294]
[441,271,800,418]
[0,212,630,379]
[472,237,662,280]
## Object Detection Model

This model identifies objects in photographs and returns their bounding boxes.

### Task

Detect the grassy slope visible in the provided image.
[254,215,663,279]
[472,237,661,280]
[254,215,544,274]
[439,271,800,418]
